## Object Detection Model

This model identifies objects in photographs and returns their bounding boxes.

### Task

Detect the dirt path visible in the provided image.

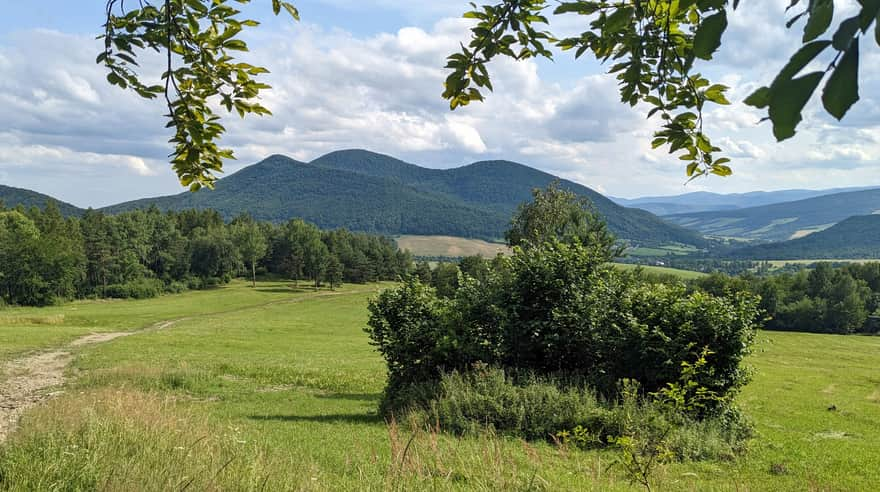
[0,320,178,444]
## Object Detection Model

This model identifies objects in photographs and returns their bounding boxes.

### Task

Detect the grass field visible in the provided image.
[766,259,878,268]
[626,244,700,257]
[1,281,879,490]
[613,263,708,280]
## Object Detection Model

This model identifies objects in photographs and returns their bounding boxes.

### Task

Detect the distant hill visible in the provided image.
[728,215,880,259]
[105,150,707,247]
[663,188,880,242]
[612,187,878,216]
[0,185,83,217]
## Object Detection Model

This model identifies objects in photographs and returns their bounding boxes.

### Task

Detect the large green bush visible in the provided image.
[366,240,760,415]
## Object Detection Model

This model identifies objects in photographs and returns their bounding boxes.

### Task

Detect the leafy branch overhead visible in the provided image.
[100,0,299,190]
[444,0,879,179]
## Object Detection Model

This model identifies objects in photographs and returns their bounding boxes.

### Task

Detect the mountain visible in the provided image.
[611,187,878,216]
[663,188,880,242]
[0,184,83,216]
[728,215,880,260]
[106,150,707,247]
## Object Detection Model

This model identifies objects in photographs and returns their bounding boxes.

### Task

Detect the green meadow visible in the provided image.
[1,280,879,490]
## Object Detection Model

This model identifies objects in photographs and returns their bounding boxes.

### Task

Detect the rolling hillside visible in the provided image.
[728,215,880,260]
[0,185,83,217]
[104,155,505,238]
[612,186,877,216]
[310,150,707,246]
[105,150,707,247]
[664,188,880,242]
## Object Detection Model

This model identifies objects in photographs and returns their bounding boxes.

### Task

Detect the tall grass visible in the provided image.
[0,389,290,491]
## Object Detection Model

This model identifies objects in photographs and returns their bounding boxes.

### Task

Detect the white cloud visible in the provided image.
[2,2,880,206]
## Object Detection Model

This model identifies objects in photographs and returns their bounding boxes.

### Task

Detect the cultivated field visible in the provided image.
[1,281,878,490]
[396,235,510,258]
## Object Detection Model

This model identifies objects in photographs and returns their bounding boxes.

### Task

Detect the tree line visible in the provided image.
[691,263,880,335]
[0,202,413,306]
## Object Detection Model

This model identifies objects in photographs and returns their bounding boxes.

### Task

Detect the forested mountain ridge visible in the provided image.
[106,150,708,247]
[611,187,878,216]
[664,188,880,242]
[0,184,83,217]
[728,215,880,260]
[104,155,505,239]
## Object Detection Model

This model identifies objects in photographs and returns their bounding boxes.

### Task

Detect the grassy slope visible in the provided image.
[613,263,707,280]
[1,283,879,490]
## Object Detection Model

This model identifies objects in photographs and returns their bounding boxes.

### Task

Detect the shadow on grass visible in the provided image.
[248,413,382,425]
[315,392,381,402]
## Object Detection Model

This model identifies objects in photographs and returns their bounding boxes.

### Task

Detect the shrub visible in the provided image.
[366,280,456,415]
[164,281,188,294]
[103,279,164,299]
[425,366,610,441]
[418,368,750,462]
[367,240,760,415]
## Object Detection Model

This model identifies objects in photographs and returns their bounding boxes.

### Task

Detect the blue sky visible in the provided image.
[1,1,879,207]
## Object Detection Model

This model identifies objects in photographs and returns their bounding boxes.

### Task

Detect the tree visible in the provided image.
[325,255,344,290]
[0,211,46,305]
[506,181,624,261]
[302,236,330,289]
[445,1,879,179]
[231,218,268,287]
[189,232,241,283]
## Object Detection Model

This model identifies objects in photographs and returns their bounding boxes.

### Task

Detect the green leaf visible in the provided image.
[772,40,831,87]
[768,71,824,141]
[693,11,728,60]
[822,38,860,120]
[858,0,880,31]
[281,2,300,21]
[803,0,833,42]
[876,9,880,45]
[604,7,634,33]
[744,87,771,108]
[832,16,860,50]
[711,164,733,176]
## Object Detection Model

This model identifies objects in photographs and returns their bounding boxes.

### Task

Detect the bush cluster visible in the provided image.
[366,240,760,418]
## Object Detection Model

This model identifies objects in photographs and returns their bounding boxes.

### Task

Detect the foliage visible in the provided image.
[0,203,412,306]
[690,263,880,334]
[506,181,624,259]
[365,279,453,414]
[447,0,880,178]
[100,0,299,189]
[367,240,760,414]
[416,367,749,474]
[230,215,268,287]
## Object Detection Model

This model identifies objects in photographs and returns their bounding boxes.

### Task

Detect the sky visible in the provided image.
[1,1,879,208]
